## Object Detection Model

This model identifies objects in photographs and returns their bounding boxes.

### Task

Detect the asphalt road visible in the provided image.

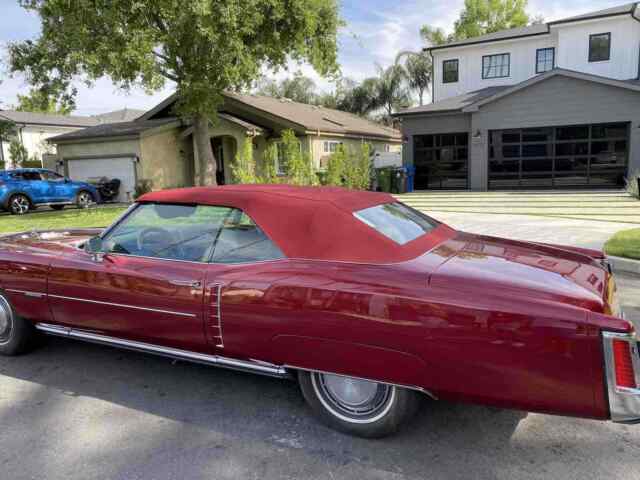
[0,272,639,480]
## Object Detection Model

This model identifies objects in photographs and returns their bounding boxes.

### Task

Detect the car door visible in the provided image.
[21,170,52,204]
[202,209,286,356]
[41,170,70,203]
[47,203,230,352]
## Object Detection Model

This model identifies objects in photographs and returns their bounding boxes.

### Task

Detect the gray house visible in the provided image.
[396,3,640,190]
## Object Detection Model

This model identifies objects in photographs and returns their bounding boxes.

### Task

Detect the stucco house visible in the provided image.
[0,108,144,169]
[395,2,640,191]
[48,92,402,201]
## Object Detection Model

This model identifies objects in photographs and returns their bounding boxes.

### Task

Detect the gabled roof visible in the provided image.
[0,110,99,128]
[141,91,402,141]
[48,118,179,143]
[427,2,638,52]
[92,108,146,124]
[395,69,640,117]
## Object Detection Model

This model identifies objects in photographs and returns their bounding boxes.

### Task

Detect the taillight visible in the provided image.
[613,339,637,389]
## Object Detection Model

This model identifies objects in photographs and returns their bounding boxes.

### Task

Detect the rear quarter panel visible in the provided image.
[217,254,609,419]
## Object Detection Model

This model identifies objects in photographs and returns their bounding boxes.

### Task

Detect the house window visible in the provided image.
[589,33,611,62]
[442,59,459,83]
[275,142,287,175]
[323,140,340,154]
[482,53,510,79]
[536,48,555,73]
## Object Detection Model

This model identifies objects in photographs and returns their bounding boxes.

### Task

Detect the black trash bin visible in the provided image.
[390,167,407,194]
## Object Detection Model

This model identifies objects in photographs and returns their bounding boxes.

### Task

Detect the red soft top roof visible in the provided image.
[139,185,455,264]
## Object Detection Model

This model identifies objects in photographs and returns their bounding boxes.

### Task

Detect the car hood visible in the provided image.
[428,231,609,313]
[0,229,102,256]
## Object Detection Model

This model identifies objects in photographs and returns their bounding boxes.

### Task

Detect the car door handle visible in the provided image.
[169,280,202,288]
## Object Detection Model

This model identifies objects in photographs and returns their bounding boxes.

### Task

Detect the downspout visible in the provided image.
[428,48,436,103]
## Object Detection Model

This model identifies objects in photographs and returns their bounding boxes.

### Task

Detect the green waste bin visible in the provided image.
[376,168,392,192]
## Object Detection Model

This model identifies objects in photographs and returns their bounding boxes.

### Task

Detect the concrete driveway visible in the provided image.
[1,213,639,480]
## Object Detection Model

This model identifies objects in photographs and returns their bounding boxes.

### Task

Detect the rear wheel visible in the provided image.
[0,292,36,356]
[8,194,31,215]
[298,371,421,438]
[76,191,94,209]
[50,205,65,211]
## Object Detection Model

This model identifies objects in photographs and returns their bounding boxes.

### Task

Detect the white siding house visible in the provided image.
[397,2,640,191]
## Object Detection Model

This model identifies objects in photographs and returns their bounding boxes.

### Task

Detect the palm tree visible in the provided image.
[373,64,411,122]
[396,50,432,106]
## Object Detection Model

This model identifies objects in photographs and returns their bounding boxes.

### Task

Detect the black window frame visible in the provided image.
[442,59,459,84]
[589,32,611,62]
[482,53,510,79]
[535,47,555,74]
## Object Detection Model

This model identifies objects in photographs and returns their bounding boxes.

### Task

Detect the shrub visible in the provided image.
[324,143,372,190]
[8,140,29,167]
[232,138,258,184]
[281,130,318,186]
[626,170,640,199]
[134,179,154,199]
[261,144,281,184]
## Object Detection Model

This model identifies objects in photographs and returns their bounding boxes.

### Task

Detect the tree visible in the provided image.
[421,0,533,45]
[337,77,380,117]
[396,51,431,106]
[15,87,75,115]
[8,140,29,168]
[256,72,318,104]
[373,64,410,122]
[9,0,340,186]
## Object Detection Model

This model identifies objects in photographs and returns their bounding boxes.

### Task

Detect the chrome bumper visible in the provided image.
[602,331,640,424]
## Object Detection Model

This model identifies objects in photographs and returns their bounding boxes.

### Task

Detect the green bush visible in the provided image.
[281,130,318,186]
[232,138,259,184]
[324,143,371,190]
[8,140,29,167]
[261,144,281,184]
[134,179,154,199]
[627,170,640,199]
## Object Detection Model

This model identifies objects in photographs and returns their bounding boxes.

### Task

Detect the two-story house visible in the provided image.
[396,2,640,191]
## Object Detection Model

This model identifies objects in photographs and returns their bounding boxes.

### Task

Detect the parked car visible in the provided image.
[0,185,637,438]
[0,168,100,215]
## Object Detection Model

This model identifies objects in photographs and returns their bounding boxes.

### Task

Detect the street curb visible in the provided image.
[609,255,640,275]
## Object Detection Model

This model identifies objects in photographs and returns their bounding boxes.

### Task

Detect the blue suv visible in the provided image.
[0,169,100,215]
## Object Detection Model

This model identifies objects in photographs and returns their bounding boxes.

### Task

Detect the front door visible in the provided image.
[211,138,226,185]
[47,203,232,352]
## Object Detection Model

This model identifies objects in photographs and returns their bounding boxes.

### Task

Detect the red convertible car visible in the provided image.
[0,185,638,437]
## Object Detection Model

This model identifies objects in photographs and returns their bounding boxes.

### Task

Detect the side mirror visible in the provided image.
[85,236,105,262]
[64,178,71,183]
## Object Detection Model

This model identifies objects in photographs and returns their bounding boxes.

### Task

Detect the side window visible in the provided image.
[102,203,233,262]
[20,171,43,181]
[41,171,65,182]
[211,210,284,264]
[442,59,459,83]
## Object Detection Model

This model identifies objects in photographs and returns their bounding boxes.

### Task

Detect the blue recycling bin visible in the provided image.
[405,165,415,192]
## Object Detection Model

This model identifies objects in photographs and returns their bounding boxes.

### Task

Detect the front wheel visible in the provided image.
[8,194,31,215]
[298,371,421,438]
[76,190,94,209]
[0,292,37,356]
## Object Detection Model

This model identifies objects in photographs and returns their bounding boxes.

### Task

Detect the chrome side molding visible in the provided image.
[35,323,288,379]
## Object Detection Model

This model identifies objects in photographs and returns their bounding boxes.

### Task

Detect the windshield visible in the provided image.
[354,202,438,245]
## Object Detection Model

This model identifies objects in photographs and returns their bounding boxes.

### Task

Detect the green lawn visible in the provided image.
[604,228,640,260]
[0,206,127,234]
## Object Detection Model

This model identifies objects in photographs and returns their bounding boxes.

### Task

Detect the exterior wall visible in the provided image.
[432,16,640,102]
[433,35,557,101]
[2,125,85,168]
[399,113,471,168]
[555,17,640,80]
[307,135,401,171]
[470,75,640,189]
[140,127,191,190]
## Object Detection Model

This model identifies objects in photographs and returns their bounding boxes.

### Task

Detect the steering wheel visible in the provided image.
[136,227,185,259]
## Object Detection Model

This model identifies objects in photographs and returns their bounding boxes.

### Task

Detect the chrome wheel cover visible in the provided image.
[0,296,13,345]
[78,192,92,208]
[11,196,29,215]
[311,372,395,424]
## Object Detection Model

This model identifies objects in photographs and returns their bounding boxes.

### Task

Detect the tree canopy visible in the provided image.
[421,0,534,46]
[255,72,318,104]
[9,0,340,185]
[15,87,75,115]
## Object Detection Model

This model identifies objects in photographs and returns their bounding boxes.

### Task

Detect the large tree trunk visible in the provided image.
[193,112,217,186]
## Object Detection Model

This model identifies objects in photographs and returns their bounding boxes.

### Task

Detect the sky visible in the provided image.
[0,0,629,115]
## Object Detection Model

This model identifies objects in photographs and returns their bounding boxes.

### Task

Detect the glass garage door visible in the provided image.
[488,123,629,189]
[413,133,469,190]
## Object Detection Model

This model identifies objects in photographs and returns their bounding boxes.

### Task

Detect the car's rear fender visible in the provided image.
[1,189,35,209]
